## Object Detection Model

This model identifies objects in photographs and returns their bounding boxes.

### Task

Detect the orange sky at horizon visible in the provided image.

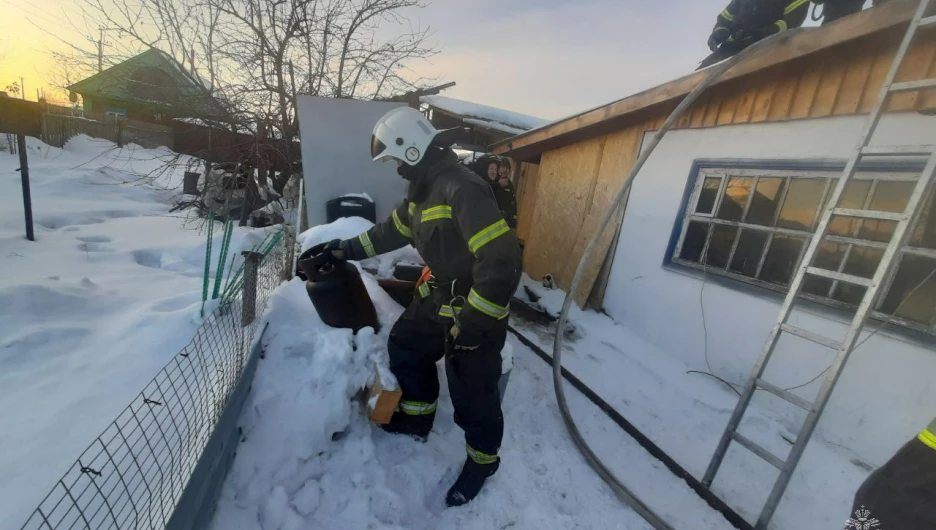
[0,0,91,104]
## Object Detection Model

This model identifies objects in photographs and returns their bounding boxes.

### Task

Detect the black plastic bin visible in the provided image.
[326,195,376,224]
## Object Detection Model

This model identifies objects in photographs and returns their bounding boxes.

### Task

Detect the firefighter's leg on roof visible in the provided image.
[820,0,866,25]
[445,327,506,507]
[382,301,447,439]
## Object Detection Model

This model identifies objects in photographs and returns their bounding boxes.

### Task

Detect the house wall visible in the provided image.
[514,162,540,243]
[603,113,936,466]
[515,26,936,305]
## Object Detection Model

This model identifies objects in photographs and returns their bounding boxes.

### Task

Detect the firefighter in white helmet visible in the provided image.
[322,106,522,506]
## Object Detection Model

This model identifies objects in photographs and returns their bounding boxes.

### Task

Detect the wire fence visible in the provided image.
[18,208,302,530]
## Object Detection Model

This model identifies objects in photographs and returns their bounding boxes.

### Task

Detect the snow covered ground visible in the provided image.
[1,133,868,530]
[210,221,745,530]
[0,136,281,529]
[512,276,870,529]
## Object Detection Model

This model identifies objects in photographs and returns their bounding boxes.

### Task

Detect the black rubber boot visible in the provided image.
[378,412,433,442]
[445,458,499,507]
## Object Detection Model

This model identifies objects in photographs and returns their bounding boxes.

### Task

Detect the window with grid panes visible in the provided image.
[672,166,936,335]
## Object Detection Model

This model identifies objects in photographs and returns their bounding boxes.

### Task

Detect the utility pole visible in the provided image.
[98,27,104,72]
[20,77,24,100]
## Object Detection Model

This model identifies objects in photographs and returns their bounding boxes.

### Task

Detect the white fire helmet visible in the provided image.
[370,107,440,166]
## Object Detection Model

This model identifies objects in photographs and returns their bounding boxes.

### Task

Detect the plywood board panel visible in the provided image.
[689,95,711,128]
[716,84,742,126]
[789,58,825,119]
[733,88,757,123]
[521,137,606,283]
[565,125,645,305]
[833,43,876,116]
[919,34,936,110]
[860,48,894,113]
[750,81,777,123]
[889,38,936,111]
[809,58,847,118]
[515,162,540,243]
[702,95,723,127]
[767,65,800,121]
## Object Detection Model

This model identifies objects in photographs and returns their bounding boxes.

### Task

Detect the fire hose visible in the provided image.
[549,29,804,530]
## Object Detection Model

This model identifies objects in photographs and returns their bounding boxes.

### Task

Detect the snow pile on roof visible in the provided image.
[0,135,286,529]
[421,95,549,135]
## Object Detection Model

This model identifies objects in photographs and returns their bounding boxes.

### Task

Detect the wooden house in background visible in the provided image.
[67,49,220,124]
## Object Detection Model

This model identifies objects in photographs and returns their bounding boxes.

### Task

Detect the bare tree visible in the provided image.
[42,0,439,225]
[71,0,439,142]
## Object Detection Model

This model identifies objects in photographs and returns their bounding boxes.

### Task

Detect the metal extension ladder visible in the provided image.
[702,1,936,528]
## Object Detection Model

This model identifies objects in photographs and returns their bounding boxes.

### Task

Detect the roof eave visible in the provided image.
[492,0,922,160]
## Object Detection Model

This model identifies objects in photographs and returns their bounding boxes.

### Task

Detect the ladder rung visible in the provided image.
[860,145,934,157]
[780,323,843,350]
[806,267,874,287]
[890,79,936,94]
[832,208,905,221]
[756,378,813,410]
[731,432,786,469]
[921,15,936,28]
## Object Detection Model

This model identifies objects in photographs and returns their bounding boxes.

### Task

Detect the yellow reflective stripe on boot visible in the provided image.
[392,209,412,238]
[358,232,376,258]
[439,304,462,319]
[919,428,936,451]
[418,282,431,298]
[468,219,510,254]
[399,400,437,415]
[468,288,508,320]
[467,445,498,465]
[421,205,453,222]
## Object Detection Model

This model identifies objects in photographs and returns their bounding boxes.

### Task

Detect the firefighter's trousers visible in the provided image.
[847,436,936,529]
[387,298,505,462]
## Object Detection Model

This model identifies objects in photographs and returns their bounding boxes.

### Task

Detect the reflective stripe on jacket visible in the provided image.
[920,418,936,451]
[714,0,810,37]
[345,150,522,331]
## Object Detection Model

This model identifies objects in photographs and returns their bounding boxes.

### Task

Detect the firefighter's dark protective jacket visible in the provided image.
[713,0,810,42]
[343,148,522,332]
[846,417,936,529]
[491,180,518,229]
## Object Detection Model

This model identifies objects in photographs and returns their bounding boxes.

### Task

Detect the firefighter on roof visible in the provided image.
[322,106,522,507]
[701,0,811,68]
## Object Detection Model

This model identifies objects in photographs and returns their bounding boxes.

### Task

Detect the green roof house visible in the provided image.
[68,49,219,124]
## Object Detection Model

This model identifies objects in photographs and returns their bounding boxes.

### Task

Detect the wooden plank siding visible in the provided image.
[512,20,936,307]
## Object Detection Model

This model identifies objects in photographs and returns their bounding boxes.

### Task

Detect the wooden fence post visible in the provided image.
[17,134,35,241]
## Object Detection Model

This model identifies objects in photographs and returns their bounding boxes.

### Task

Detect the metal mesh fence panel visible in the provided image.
[19,218,299,530]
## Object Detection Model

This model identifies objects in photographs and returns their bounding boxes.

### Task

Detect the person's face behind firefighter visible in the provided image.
[486,162,499,182]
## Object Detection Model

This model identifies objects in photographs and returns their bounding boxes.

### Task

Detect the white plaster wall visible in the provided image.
[297,96,406,227]
[604,113,936,465]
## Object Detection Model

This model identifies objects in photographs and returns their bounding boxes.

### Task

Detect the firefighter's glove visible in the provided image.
[449,324,482,353]
[708,26,731,51]
[306,238,346,260]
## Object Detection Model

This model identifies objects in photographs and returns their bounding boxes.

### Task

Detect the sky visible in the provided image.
[0,0,834,120]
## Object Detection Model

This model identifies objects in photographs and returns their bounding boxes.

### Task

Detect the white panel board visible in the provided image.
[298,96,407,227]
[603,113,936,467]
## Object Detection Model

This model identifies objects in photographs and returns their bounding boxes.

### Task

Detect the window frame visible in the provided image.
[665,159,936,336]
